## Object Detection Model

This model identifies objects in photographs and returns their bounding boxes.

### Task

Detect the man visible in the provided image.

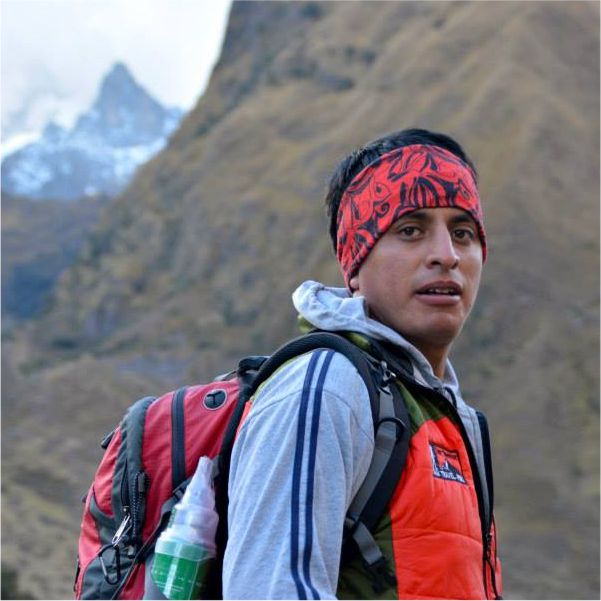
[223,128,502,599]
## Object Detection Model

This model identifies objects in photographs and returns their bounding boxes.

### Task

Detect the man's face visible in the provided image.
[352,208,483,354]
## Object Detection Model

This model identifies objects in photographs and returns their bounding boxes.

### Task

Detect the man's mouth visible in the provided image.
[415,282,462,296]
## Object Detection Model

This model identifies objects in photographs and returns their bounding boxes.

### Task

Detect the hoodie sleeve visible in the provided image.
[222,349,375,600]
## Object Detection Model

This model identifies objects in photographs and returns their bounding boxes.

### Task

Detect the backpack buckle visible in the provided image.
[379,360,396,385]
[375,416,406,442]
[343,513,360,536]
[346,519,397,595]
[363,555,397,594]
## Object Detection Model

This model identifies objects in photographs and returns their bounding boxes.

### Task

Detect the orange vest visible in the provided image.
[338,380,502,600]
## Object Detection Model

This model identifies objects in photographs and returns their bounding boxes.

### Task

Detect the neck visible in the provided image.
[414,343,450,380]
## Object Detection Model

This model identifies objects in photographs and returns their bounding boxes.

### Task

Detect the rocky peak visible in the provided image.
[98,61,139,99]
[72,61,169,147]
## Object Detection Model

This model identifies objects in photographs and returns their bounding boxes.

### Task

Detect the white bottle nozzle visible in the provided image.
[163,456,218,553]
[180,456,215,509]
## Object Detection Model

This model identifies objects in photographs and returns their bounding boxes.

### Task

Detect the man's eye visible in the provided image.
[454,228,476,241]
[398,226,420,237]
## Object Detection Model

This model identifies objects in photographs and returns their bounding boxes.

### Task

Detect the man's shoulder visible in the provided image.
[253,347,371,411]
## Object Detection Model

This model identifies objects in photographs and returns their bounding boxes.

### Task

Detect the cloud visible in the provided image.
[1,0,232,134]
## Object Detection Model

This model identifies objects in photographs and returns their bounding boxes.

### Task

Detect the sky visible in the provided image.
[1,0,232,148]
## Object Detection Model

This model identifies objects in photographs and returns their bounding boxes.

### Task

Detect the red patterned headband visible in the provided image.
[336,144,487,287]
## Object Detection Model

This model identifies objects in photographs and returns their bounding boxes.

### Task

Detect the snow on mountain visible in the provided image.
[1,62,183,200]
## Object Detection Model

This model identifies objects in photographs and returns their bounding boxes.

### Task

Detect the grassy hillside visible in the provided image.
[2,2,598,598]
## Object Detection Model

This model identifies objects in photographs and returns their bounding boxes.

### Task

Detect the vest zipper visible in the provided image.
[450,402,491,599]
[485,519,501,599]
[413,383,492,599]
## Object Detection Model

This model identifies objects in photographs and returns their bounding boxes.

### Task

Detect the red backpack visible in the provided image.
[75,332,411,599]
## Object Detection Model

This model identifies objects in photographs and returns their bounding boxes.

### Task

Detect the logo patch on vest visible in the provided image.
[203,389,227,410]
[429,442,466,484]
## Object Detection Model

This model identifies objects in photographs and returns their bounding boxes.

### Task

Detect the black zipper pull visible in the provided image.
[484,530,501,599]
[130,471,148,545]
[120,461,130,508]
[137,471,147,493]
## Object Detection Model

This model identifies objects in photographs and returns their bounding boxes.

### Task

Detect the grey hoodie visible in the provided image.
[223,280,489,600]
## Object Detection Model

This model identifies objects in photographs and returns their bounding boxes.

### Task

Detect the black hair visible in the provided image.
[325,128,477,252]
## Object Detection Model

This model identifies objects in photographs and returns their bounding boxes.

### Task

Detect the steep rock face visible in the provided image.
[1,63,182,200]
[3,2,599,599]
[1,193,108,323]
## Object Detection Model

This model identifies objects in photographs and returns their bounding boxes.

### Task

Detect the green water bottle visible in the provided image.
[151,457,218,600]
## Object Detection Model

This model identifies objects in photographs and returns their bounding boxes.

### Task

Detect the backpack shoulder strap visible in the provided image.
[251,331,384,421]
[342,359,411,594]
[476,409,494,518]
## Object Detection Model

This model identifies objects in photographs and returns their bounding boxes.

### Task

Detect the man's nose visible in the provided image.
[426,228,459,270]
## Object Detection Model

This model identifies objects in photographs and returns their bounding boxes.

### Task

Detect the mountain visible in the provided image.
[1,2,599,599]
[0,62,183,200]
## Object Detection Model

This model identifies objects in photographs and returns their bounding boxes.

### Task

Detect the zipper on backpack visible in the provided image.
[116,457,136,550]
[130,471,147,546]
[120,459,130,510]
[73,556,81,593]
[171,387,187,491]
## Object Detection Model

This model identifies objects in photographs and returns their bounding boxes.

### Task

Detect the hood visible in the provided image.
[292,280,466,405]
